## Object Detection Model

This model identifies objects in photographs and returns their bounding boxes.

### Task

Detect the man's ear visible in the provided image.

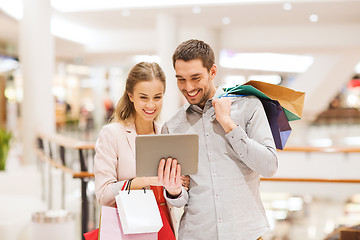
[210,64,217,79]
[128,92,134,102]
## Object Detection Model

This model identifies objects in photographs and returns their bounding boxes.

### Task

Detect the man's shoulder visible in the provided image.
[230,95,261,106]
[163,105,188,130]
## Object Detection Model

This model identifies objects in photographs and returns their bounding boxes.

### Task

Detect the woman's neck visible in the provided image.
[134,118,155,135]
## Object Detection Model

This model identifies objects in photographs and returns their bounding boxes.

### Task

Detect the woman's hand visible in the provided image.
[158,158,182,197]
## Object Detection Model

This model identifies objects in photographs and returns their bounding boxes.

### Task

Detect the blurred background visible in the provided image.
[1,0,360,240]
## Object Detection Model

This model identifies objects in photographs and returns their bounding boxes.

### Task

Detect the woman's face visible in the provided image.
[128,78,164,122]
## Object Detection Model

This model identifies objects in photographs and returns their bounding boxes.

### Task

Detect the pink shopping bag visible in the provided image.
[99,206,157,240]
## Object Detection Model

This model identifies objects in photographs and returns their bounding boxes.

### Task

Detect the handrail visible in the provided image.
[35,148,75,176]
[282,146,360,153]
[37,130,360,155]
[260,177,360,183]
[37,130,94,150]
[35,131,360,181]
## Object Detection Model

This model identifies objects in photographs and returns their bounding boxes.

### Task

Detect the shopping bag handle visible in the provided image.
[125,179,146,194]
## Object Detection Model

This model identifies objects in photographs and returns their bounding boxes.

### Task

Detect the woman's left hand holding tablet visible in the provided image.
[158,158,182,198]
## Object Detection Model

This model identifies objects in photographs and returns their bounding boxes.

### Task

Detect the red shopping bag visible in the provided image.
[84,228,99,240]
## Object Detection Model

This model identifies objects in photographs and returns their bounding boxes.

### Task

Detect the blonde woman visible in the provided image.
[92,62,176,240]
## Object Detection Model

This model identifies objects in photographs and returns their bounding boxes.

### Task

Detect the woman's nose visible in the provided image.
[146,100,155,108]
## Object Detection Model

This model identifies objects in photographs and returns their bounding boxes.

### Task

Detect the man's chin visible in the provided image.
[186,98,199,105]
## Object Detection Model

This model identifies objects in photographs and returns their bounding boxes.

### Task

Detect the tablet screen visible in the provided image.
[135,134,199,177]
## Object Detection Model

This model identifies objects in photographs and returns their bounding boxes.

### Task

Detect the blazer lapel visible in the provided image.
[125,124,137,156]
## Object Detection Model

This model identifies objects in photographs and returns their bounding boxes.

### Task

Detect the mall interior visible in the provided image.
[1,0,360,239]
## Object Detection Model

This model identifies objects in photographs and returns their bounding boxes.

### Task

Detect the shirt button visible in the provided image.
[212,172,216,178]
[218,218,222,223]
[215,194,219,200]
[209,152,213,156]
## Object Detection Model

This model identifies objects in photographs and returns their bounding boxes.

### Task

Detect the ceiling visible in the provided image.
[1,0,360,59]
[55,1,360,29]
[1,0,360,120]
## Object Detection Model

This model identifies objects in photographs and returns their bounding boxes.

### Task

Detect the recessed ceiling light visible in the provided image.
[222,17,231,25]
[309,14,318,22]
[283,3,292,10]
[122,9,131,17]
[192,6,201,13]
[220,50,314,73]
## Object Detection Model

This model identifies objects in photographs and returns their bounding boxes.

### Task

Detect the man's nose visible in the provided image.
[184,81,194,92]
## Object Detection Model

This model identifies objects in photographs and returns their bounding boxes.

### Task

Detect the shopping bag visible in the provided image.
[115,189,163,234]
[99,206,157,240]
[223,80,305,121]
[83,228,99,240]
[259,99,292,150]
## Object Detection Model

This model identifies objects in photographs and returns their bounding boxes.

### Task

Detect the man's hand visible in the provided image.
[212,97,237,133]
[158,158,182,197]
[181,175,190,191]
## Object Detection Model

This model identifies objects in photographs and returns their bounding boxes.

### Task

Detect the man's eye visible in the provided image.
[140,96,147,99]
[192,77,200,81]
[154,96,162,100]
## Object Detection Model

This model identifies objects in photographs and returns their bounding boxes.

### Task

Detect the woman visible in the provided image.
[91,62,176,240]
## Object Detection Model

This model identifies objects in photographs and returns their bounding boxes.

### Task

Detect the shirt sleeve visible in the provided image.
[225,98,278,177]
[163,186,189,208]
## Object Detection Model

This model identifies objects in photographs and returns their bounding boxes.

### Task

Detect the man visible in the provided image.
[158,39,278,240]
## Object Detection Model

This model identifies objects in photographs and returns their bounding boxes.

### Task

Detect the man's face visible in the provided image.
[175,59,217,108]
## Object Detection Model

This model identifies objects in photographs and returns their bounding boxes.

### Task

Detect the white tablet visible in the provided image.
[135,134,199,177]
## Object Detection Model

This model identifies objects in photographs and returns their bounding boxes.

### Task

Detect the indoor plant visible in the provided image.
[0,128,12,171]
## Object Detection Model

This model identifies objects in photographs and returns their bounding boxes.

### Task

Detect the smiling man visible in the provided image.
[158,39,278,240]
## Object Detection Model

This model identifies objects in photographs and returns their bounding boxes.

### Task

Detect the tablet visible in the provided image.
[135,134,199,177]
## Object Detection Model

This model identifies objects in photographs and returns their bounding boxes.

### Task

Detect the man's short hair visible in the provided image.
[172,39,215,72]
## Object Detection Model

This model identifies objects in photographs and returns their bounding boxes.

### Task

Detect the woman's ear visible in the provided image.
[128,92,134,102]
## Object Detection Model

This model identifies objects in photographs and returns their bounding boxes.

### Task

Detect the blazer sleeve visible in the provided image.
[94,125,119,207]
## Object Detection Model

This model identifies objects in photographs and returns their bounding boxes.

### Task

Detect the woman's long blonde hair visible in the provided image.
[110,62,166,123]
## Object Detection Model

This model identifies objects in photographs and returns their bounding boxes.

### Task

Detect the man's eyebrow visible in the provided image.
[139,93,148,96]
[175,73,202,78]
[190,73,201,77]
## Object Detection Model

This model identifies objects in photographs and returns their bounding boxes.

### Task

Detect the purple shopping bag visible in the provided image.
[99,206,157,240]
[259,99,292,150]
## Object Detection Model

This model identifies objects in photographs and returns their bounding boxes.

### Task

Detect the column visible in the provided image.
[156,14,182,124]
[20,0,55,164]
[206,28,223,87]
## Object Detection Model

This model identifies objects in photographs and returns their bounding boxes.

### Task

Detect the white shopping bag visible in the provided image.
[115,189,163,234]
